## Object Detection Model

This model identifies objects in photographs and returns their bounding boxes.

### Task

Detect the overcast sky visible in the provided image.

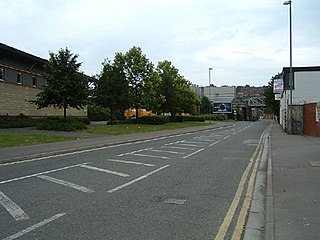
[1,0,319,86]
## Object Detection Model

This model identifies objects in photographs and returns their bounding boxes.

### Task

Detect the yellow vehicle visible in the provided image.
[124,108,153,118]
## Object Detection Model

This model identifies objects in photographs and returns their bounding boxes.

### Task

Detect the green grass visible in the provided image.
[80,121,210,135]
[0,131,76,148]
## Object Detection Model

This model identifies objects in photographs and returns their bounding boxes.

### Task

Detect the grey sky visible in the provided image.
[1,0,319,86]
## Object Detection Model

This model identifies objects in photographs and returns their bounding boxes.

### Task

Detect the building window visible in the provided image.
[0,68,4,81]
[32,76,37,87]
[17,73,22,84]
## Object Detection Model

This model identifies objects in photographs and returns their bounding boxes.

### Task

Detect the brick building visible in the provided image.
[0,43,87,117]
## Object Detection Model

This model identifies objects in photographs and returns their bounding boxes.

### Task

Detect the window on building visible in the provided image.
[0,68,4,81]
[17,73,22,84]
[32,76,37,87]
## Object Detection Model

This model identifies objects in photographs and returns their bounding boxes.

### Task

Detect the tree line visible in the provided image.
[33,46,202,124]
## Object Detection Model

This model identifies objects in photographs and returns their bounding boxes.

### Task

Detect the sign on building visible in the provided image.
[275,94,281,101]
[273,79,284,94]
[213,102,232,113]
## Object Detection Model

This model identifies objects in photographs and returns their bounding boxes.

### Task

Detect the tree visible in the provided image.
[122,46,154,117]
[200,95,211,114]
[32,48,88,118]
[264,73,281,116]
[94,59,129,125]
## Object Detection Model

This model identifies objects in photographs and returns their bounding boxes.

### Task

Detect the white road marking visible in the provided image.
[0,162,90,185]
[38,175,94,193]
[223,135,230,140]
[79,164,129,177]
[182,148,204,159]
[0,191,30,221]
[118,149,144,157]
[192,137,212,142]
[147,149,185,155]
[176,143,199,147]
[3,212,66,240]
[107,165,170,193]
[181,140,203,145]
[131,153,170,159]
[107,159,155,167]
[209,140,221,147]
[162,146,196,150]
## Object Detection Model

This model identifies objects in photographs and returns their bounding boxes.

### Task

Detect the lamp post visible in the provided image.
[209,67,213,124]
[283,0,293,134]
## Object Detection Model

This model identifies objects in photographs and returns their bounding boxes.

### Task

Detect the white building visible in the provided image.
[279,66,320,135]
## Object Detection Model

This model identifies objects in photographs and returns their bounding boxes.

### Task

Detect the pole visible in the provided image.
[289,2,293,134]
[209,68,213,124]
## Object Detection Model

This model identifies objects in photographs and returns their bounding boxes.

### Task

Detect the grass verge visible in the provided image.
[80,121,210,135]
[0,131,76,148]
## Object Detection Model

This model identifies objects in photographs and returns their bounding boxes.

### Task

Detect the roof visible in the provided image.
[0,43,47,65]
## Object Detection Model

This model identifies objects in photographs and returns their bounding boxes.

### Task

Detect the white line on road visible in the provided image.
[176,143,199,147]
[0,191,30,221]
[107,159,155,167]
[79,164,129,177]
[0,162,90,185]
[209,140,221,147]
[181,140,204,145]
[2,212,66,240]
[223,135,230,140]
[147,149,185,155]
[107,165,170,193]
[162,146,196,151]
[131,153,170,159]
[182,148,204,159]
[38,175,94,193]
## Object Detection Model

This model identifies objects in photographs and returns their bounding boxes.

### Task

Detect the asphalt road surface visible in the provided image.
[0,120,270,240]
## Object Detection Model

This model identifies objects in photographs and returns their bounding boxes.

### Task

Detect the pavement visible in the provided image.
[1,121,319,239]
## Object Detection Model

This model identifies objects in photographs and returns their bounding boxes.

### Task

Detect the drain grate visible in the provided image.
[164,199,187,205]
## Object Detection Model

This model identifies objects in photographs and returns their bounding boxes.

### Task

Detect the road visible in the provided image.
[0,120,270,240]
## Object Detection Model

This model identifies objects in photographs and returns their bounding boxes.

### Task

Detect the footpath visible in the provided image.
[0,122,233,164]
[267,122,320,239]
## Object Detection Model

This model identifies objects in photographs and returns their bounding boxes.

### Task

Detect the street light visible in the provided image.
[283,0,293,134]
[209,67,213,124]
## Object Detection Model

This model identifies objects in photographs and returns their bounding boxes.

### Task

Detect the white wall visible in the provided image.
[293,71,320,105]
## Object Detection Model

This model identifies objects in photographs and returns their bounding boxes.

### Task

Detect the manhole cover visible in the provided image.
[164,199,187,205]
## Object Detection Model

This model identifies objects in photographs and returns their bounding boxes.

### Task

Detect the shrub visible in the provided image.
[136,115,169,125]
[88,106,110,121]
[201,114,228,121]
[0,114,39,128]
[175,115,206,122]
[37,117,89,131]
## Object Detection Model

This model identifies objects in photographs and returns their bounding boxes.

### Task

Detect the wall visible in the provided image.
[293,71,320,105]
[0,82,87,117]
[304,103,320,136]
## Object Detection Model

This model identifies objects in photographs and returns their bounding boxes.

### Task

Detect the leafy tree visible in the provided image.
[122,46,154,117]
[264,73,281,116]
[157,60,199,118]
[200,95,211,114]
[94,59,129,125]
[32,48,88,118]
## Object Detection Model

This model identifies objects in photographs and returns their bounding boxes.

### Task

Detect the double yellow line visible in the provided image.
[214,127,270,240]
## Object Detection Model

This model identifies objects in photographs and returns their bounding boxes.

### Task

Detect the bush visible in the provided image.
[175,115,206,122]
[136,115,169,125]
[0,114,39,128]
[88,106,110,121]
[37,117,89,131]
[201,114,228,121]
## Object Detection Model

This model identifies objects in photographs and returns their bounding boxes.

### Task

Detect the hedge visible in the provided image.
[175,115,206,122]
[36,117,89,131]
[0,115,39,128]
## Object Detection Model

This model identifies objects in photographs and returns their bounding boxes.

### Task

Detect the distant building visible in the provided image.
[236,85,265,98]
[279,66,320,136]
[0,43,87,117]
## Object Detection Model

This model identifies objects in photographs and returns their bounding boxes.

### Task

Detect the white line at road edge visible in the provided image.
[2,212,66,240]
[107,165,170,193]
[0,191,30,221]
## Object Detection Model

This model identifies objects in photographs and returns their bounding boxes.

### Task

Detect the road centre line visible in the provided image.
[38,175,94,193]
[107,159,155,167]
[0,191,30,221]
[107,165,170,193]
[182,148,204,159]
[79,164,129,177]
[2,212,66,240]
[0,162,91,185]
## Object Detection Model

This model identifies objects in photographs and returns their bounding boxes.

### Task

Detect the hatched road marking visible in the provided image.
[0,191,30,221]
